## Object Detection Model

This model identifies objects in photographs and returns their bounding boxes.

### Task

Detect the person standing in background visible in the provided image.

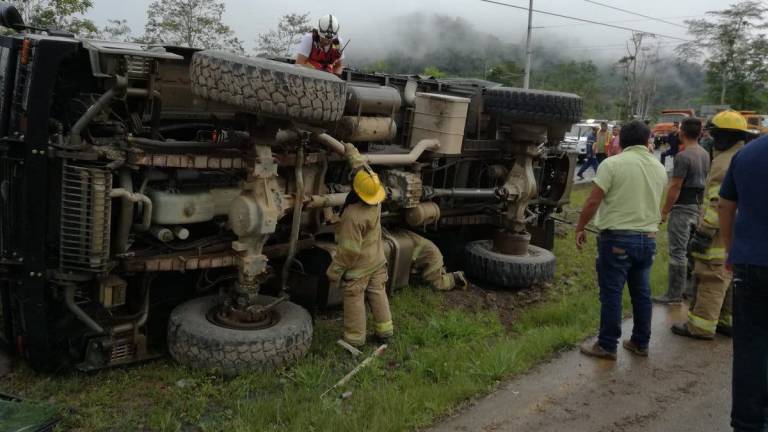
[661,121,681,167]
[671,111,750,340]
[607,125,621,156]
[654,118,711,304]
[718,132,768,432]
[577,126,599,180]
[575,121,667,360]
[593,122,610,165]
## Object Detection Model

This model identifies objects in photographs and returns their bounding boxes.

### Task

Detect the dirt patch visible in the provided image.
[442,283,549,329]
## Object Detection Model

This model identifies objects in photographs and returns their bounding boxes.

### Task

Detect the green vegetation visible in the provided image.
[0,186,670,431]
[422,66,447,78]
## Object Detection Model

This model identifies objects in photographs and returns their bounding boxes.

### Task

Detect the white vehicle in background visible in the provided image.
[560,120,612,162]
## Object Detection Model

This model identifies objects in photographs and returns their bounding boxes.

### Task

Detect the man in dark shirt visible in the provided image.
[719,134,768,432]
[577,127,599,180]
[660,121,681,167]
[654,118,711,304]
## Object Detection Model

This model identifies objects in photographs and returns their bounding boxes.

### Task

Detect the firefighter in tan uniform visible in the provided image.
[398,230,468,291]
[327,143,392,346]
[671,111,749,339]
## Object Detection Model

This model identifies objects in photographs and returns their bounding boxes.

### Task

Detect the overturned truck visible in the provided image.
[0,6,582,374]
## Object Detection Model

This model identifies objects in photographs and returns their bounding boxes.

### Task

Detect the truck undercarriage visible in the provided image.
[0,26,581,373]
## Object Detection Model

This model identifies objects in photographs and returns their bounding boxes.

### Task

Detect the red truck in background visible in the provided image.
[652,109,696,148]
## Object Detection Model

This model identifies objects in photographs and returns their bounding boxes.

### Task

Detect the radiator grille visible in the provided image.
[126,56,151,79]
[59,162,112,272]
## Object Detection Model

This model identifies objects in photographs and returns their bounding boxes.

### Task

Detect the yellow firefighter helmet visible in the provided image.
[711,110,749,133]
[352,167,386,205]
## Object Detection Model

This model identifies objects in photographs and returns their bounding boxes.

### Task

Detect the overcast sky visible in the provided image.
[87,0,727,60]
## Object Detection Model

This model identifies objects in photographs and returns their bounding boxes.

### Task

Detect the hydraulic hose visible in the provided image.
[282,142,305,294]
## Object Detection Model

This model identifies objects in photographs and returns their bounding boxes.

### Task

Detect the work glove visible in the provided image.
[689,230,714,255]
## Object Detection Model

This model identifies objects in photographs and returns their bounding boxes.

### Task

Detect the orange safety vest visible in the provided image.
[308,30,342,72]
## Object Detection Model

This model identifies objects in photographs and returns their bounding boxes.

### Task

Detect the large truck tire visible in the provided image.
[484,87,583,125]
[167,295,312,375]
[465,240,556,288]
[190,50,346,123]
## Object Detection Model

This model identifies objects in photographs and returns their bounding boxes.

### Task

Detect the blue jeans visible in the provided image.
[577,156,598,177]
[732,265,768,432]
[596,232,656,352]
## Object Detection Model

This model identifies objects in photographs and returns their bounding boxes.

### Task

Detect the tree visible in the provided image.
[144,0,244,53]
[680,1,768,107]
[256,13,311,57]
[101,19,133,42]
[8,0,99,36]
[421,66,447,78]
[536,61,604,117]
[486,61,524,87]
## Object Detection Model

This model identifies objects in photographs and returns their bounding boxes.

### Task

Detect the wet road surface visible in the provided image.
[430,304,732,432]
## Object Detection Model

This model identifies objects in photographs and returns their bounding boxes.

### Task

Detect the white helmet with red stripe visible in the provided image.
[318,14,340,39]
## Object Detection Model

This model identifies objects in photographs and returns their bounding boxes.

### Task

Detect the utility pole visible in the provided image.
[523,0,533,89]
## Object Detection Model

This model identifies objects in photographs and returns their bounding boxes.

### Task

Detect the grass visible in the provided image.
[0,185,670,432]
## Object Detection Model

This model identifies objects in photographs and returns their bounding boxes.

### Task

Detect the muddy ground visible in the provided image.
[428,304,733,432]
[442,284,549,329]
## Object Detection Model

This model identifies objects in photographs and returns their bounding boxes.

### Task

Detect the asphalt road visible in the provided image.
[430,304,733,432]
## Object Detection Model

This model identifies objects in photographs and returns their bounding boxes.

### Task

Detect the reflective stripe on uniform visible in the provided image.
[702,183,721,226]
[328,262,345,279]
[344,331,366,346]
[691,247,726,261]
[374,320,393,336]
[688,311,717,334]
[702,206,719,226]
[338,239,362,254]
[719,314,733,327]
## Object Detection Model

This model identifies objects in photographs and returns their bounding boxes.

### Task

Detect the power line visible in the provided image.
[584,0,689,29]
[478,0,692,42]
[534,15,704,29]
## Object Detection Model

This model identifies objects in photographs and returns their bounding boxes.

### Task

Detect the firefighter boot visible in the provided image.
[685,261,729,338]
[453,271,469,291]
[653,264,686,305]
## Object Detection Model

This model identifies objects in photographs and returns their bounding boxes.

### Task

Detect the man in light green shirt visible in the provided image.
[592,146,668,232]
[575,120,668,360]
